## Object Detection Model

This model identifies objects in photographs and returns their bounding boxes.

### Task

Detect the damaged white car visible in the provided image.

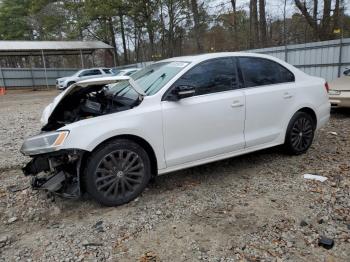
[21,53,330,206]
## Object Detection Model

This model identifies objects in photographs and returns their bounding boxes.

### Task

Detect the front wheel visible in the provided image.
[284,112,315,155]
[66,81,75,89]
[84,139,151,206]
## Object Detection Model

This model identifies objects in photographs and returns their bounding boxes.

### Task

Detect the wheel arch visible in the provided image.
[281,106,318,144]
[85,134,158,177]
[295,107,317,129]
[66,80,76,88]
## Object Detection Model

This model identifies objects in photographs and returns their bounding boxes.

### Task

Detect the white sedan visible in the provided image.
[21,53,330,206]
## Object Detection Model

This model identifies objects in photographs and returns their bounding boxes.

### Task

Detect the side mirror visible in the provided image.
[168,85,196,101]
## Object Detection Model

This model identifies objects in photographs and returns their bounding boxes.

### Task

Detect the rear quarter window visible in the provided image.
[239,57,295,87]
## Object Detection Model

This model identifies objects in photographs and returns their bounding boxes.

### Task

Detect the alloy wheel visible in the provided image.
[94,150,144,200]
[290,117,313,151]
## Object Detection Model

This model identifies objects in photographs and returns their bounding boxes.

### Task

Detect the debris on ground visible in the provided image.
[7,217,17,224]
[7,184,29,193]
[140,251,160,262]
[92,220,104,232]
[299,220,308,227]
[82,240,103,247]
[318,236,335,250]
[303,173,328,182]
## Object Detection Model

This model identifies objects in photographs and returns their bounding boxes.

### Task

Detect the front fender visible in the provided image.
[58,108,166,169]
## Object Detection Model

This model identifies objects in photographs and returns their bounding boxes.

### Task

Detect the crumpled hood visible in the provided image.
[40,91,65,125]
[40,75,145,126]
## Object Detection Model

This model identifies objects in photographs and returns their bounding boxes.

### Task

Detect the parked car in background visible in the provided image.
[56,68,113,90]
[328,68,350,108]
[115,67,141,76]
[110,68,120,75]
[21,53,330,206]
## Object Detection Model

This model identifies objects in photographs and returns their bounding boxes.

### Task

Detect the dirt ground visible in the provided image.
[0,90,349,261]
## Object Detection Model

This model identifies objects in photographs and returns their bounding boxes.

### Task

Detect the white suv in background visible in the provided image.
[56,68,112,90]
[115,68,141,76]
[21,53,330,206]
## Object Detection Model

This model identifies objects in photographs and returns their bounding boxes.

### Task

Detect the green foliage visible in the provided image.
[0,0,32,39]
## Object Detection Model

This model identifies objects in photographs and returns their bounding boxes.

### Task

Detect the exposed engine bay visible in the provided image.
[42,84,141,131]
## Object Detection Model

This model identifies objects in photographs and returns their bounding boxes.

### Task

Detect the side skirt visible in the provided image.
[157,141,282,175]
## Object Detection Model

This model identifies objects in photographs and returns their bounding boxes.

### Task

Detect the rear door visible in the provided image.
[161,57,246,167]
[238,57,296,147]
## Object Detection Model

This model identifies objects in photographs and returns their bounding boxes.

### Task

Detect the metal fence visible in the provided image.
[248,38,350,81]
[0,68,78,88]
[0,61,153,89]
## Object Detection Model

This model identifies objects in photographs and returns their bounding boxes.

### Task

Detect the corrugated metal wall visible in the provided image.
[0,68,78,88]
[248,38,350,81]
[0,63,152,89]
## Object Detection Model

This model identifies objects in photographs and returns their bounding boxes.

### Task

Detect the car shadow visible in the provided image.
[149,145,284,190]
[331,107,350,118]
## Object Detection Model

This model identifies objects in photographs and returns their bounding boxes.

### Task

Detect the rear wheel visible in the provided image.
[284,112,315,155]
[84,139,151,206]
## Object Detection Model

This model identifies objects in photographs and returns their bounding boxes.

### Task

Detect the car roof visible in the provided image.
[160,52,280,63]
[120,68,139,72]
[81,67,110,71]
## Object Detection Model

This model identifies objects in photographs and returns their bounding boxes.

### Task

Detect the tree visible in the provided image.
[259,0,267,46]
[230,1,237,36]
[129,0,159,59]
[190,0,203,52]
[249,0,259,48]
[294,0,341,40]
[0,0,32,40]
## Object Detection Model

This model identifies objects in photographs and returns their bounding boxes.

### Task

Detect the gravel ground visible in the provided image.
[0,90,349,261]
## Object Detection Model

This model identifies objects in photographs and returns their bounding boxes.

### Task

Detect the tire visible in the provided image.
[284,112,315,155]
[84,139,151,206]
[66,81,75,89]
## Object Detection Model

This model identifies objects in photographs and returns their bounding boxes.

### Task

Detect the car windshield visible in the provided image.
[71,70,83,77]
[107,61,189,98]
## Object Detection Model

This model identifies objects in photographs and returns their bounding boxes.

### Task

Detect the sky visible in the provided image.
[207,0,350,19]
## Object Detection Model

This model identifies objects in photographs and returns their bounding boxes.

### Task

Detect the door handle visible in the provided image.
[283,92,293,99]
[231,100,244,108]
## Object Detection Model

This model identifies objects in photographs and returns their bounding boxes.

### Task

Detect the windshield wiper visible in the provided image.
[134,69,154,80]
[144,73,166,94]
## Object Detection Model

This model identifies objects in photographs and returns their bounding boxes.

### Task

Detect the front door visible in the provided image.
[161,57,246,167]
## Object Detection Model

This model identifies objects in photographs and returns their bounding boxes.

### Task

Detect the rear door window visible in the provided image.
[239,57,295,87]
[102,68,112,74]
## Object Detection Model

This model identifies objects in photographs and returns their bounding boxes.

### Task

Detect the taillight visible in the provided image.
[325,82,329,93]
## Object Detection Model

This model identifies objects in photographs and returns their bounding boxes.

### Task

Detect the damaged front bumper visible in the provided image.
[22,149,85,198]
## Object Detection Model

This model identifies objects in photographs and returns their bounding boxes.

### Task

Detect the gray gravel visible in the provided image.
[0,90,349,261]
[0,90,57,171]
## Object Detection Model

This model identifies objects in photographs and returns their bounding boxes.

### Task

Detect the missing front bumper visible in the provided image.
[22,150,85,199]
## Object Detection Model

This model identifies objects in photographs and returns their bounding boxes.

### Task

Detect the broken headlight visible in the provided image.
[21,131,69,156]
